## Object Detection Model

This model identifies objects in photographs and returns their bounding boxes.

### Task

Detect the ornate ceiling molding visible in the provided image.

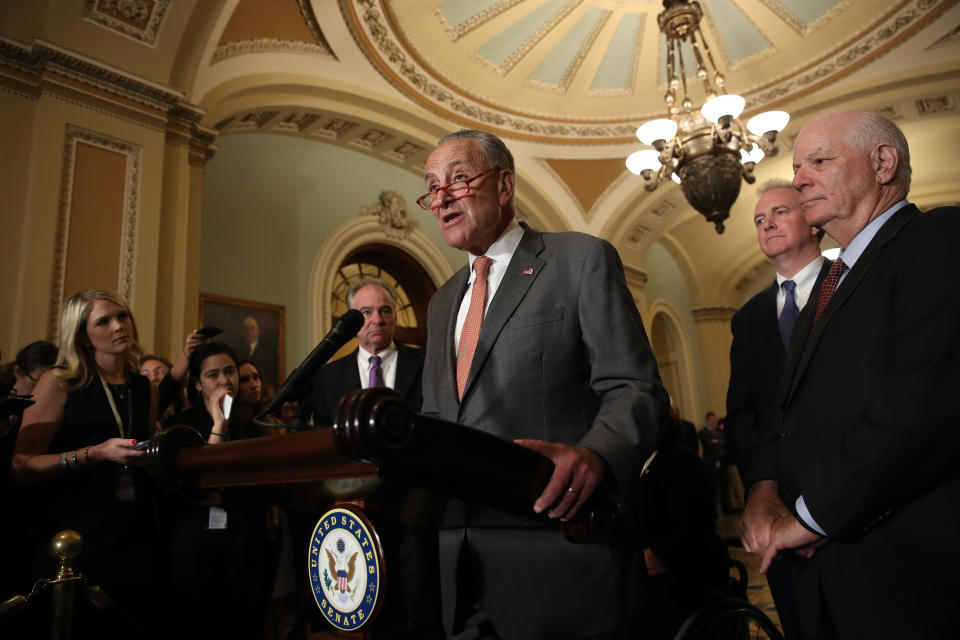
[82,0,170,47]
[748,0,954,110]
[340,0,954,144]
[214,106,430,173]
[341,0,637,143]
[212,38,336,63]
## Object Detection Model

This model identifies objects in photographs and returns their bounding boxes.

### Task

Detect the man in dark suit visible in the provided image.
[420,129,668,639]
[311,278,423,426]
[726,179,829,639]
[740,110,960,639]
[309,278,438,634]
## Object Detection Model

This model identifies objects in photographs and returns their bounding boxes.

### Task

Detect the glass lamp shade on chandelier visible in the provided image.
[626,0,789,233]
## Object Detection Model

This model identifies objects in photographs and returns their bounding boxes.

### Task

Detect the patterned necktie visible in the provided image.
[779,279,799,349]
[456,256,493,401]
[813,259,848,325]
[368,354,385,388]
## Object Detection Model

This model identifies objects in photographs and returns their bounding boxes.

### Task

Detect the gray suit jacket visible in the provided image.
[422,224,668,637]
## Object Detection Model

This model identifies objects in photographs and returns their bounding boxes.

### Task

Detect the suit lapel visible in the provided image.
[393,345,419,397]
[341,348,362,394]
[783,205,919,405]
[758,282,786,361]
[460,227,545,404]
[443,267,471,404]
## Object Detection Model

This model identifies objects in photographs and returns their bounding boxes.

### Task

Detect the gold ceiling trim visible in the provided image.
[342,0,954,144]
[434,0,526,41]
[470,0,580,76]
[298,0,339,58]
[527,9,610,94]
[211,38,336,63]
[749,0,956,110]
[757,0,853,38]
[585,11,641,97]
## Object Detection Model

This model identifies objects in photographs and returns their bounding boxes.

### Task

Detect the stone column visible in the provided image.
[691,305,736,418]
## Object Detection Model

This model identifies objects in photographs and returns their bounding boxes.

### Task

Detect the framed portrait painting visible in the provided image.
[199,293,285,391]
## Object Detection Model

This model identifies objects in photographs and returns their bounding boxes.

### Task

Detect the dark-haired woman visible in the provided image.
[162,343,275,637]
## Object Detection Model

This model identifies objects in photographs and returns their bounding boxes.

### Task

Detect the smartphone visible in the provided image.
[1,394,35,419]
[197,326,223,338]
[131,440,150,451]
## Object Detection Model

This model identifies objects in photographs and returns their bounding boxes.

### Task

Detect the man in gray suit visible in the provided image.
[420,129,668,639]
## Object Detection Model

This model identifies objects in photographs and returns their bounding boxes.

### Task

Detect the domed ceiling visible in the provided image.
[198,0,959,303]
[344,0,956,142]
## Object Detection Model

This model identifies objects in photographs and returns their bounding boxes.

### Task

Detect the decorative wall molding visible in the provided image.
[691,305,737,323]
[360,190,419,239]
[82,0,170,47]
[50,125,142,339]
[215,106,430,172]
[306,216,453,345]
[0,38,216,160]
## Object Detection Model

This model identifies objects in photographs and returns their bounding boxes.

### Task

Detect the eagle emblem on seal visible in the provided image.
[326,542,358,597]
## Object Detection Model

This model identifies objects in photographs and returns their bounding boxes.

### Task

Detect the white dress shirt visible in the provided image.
[454,221,525,353]
[776,255,825,316]
[356,343,398,389]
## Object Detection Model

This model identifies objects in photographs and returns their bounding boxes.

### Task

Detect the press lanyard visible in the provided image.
[98,373,131,439]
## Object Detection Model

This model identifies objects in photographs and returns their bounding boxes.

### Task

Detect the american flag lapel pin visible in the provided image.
[522,267,534,275]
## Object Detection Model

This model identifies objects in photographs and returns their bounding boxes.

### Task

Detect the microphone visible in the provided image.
[262,309,365,415]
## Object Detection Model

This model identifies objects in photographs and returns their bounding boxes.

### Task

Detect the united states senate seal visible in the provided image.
[308,506,382,631]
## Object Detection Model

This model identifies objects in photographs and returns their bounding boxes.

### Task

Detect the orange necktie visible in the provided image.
[456,256,492,401]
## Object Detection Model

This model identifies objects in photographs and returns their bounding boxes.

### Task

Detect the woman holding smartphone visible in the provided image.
[12,288,201,636]
[163,342,274,637]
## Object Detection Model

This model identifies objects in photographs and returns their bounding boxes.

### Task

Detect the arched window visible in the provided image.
[329,243,435,346]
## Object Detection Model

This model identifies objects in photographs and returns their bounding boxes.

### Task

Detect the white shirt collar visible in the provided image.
[466,220,524,279]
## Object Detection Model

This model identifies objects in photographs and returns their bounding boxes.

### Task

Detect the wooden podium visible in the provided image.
[144,388,615,637]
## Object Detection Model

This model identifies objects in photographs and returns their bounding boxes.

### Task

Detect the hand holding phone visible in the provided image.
[197,327,223,339]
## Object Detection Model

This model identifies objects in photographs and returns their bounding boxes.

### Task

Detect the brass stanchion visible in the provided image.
[0,530,114,640]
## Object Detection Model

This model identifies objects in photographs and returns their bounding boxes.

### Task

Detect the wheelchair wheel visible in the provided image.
[672,597,784,640]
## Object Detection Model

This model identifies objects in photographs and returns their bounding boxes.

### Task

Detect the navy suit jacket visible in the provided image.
[725,259,831,481]
[311,343,424,426]
[752,204,960,638]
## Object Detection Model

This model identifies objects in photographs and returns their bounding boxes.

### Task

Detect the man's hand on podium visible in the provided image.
[515,440,604,521]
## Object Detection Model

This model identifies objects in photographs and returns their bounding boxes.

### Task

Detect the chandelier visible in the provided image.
[626,0,789,234]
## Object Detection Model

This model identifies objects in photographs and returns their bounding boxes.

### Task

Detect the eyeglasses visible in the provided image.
[416,171,489,210]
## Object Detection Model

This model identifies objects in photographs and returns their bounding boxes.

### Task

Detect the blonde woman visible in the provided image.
[12,289,201,634]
